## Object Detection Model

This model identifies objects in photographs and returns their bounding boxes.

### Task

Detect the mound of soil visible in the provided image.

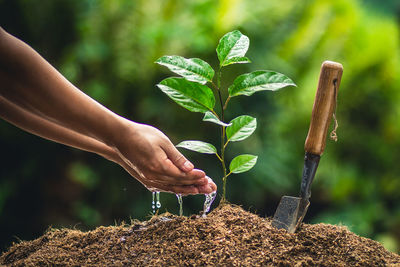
[1,204,399,266]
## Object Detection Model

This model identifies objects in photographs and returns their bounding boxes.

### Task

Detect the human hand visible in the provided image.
[103,149,216,194]
[0,27,215,195]
[112,120,217,195]
[0,93,215,195]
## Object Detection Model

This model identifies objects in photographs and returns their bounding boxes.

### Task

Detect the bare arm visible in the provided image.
[0,96,215,194]
[0,95,117,161]
[0,27,216,194]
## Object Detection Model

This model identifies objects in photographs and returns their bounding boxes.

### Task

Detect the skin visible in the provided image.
[0,27,216,195]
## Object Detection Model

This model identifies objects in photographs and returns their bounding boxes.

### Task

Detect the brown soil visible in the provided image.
[1,204,399,266]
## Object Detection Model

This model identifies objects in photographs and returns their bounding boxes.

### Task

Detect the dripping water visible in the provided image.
[176,194,183,216]
[151,192,156,214]
[156,192,161,209]
[202,191,217,217]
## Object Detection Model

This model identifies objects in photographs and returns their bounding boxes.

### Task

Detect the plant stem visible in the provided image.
[223,96,231,111]
[217,90,225,122]
[217,67,222,88]
[215,153,223,162]
[221,124,227,203]
[210,82,219,92]
[216,67,228,203]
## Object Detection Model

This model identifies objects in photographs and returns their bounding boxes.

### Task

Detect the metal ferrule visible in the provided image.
[299,152,320,199]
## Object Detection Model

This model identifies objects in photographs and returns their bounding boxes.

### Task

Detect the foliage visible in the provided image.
[156,31,295,202]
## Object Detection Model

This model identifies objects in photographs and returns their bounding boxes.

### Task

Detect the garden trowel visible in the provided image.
[271,61,343,233]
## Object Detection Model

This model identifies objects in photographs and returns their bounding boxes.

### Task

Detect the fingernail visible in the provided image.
[183,161,194,171]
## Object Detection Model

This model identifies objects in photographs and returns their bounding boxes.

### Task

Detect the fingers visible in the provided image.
[121,155,209,188]
[173,177,216,195]
[143,181,200,195]
[196,177,217,194]
[123,163,216,195]
[161,140,194,172]
[148,175,208,186]
[158,158,206,180]
[137,178,202,195]
[207,177,217,192]
[121,162,197,194]
[114,123,214,195]
[186,168,206,179]
[119,159,212,194]
[153,183,215,195]
[171,185,199,195]
[145,176,217,195]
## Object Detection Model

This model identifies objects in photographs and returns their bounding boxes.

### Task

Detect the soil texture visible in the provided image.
[1,204,399,266]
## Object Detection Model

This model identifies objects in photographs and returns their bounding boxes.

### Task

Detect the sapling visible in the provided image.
[156,30,296,203]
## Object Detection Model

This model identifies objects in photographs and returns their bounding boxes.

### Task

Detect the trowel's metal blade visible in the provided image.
[272,152,319,233]
[271,196,310,233]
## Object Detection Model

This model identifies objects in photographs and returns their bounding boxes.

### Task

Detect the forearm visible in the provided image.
[0,27,215,194]
[0,97,171,191]
[0,95,119,163]
[0,27,125,147]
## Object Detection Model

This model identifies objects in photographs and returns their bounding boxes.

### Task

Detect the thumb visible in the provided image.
[162,142,194,172]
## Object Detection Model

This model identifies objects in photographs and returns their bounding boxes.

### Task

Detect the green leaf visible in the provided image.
[176,140,217,154]
[203,111,231,127]
[217,30,250,67]
[228,70,296,97]
[223,56,251,66]
[157,77,215,113]
[155,56,214,84]
[229,154,258,174]
[226,115,257,142]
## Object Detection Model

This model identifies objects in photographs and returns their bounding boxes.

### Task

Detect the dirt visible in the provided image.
[1,204,399,266]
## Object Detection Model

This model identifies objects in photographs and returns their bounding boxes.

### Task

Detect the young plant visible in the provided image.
[156,30,296,203]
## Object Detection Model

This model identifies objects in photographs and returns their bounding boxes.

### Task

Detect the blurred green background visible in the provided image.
[1,0,400,253]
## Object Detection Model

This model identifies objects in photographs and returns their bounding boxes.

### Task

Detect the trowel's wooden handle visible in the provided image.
[304,61,343,155]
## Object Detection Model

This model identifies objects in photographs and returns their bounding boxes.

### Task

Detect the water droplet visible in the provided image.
[176,194,183,216]
[156,192,161,209]
[202,191,217,217]
[152,192,156,214]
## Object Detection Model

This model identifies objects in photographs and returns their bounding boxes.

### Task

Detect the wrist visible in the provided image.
[105,115,138,149]
[99,148,122,165]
